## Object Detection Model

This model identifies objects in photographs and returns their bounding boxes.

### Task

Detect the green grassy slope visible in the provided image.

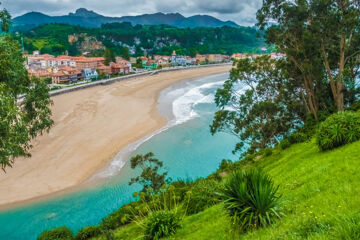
[96,139,360,239]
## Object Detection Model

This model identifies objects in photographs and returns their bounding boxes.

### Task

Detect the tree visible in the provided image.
[121,47,130,60]
[0,3,10,32]
[257,0,360,113]
[67,43,79,56]
[104,48,115,66]
[211,56,301,155]
[0,6,53,171]
[311,0,360,111]
[135,58,143,68]
[129,152,168,194]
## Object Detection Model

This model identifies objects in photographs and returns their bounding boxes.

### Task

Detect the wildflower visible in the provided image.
[338,205,342,208]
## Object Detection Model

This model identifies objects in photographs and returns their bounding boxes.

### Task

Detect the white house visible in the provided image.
[82,68,99,80]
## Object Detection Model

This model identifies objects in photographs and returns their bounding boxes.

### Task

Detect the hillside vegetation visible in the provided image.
[93,138,360,239]
[19,23,266,57]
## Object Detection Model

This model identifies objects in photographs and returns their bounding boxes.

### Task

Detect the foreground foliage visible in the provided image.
[317,111,360,151]
[0,6,53,171]
[219,169,282,231]
[98,139,360,240]
[144,210,182,240]
[37,226,73,240]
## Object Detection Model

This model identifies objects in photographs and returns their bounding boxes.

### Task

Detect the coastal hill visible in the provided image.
[12,8,239,30]
[92,138,360,239]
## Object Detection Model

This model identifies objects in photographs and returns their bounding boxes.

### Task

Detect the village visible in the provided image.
[25,50,285,87]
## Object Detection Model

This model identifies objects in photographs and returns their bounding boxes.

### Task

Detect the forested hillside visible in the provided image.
[19,23,267,57]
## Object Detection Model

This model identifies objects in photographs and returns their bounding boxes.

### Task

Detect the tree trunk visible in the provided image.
[304,76,318,120]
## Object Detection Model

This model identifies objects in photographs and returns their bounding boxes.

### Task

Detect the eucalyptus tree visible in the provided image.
[0,5,53,171]
[211,56,303,155]
[310,0,360,111]
[257,0,360,113]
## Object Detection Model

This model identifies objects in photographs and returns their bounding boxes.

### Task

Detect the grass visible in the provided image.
[93,139,360,239]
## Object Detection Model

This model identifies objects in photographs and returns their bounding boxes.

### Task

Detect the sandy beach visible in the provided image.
[0,65,231,208]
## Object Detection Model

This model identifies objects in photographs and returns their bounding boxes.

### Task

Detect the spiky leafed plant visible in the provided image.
[219,169,283,231]
[144,210,181,240]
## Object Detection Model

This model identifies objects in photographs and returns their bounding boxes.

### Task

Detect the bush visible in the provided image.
[218,159,233,171]
[101,202,138,230]
[37,226,73,240]
[279,139,291,149]
[219,169,283,231]
[185,179,222,215]
[144,210,181,240]
[288,132,307,144]
[75,226,102,240]
[317,111,360,151]
[263,148,273,157]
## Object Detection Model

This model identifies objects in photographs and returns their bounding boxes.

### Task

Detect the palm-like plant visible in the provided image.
[219,169,283,231]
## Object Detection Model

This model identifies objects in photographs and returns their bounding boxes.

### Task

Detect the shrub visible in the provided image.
[101,202,138,230]
[317,111,360,151]
[144,210,181,240]
[288,132,307,144]
[219,169,283,231]
[347,100,360,111]
[279,139,291,149]
[218,159,233,171]
[37,226,73,240]
[263,148,273,157]
[185,179,222,215]
[75,226,102,240]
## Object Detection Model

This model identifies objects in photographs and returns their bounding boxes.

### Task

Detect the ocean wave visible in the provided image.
[172,80,224,124]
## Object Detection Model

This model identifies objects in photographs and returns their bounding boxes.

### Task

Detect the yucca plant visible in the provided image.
[133,185,185,240]
[144,210,181,240]
[219,169,283,231]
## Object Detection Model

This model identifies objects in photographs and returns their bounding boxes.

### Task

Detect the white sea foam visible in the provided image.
[91,77,227,179]
[172,80,224,124]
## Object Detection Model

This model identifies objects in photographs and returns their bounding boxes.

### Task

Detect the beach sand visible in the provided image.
[0,65,231,208]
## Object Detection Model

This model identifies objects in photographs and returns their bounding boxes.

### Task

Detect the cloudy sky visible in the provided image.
[1,0,262,26]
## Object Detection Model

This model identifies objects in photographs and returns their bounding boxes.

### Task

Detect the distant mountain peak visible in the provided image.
[69,8,101,18]
[13,9,239,30]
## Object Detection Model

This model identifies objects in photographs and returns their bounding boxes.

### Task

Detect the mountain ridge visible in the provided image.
[13,8,240,30]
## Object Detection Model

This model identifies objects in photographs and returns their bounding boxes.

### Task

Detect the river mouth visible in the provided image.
[0,72,239,240]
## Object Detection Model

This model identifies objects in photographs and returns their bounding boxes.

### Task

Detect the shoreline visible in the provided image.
[0,65,231,211]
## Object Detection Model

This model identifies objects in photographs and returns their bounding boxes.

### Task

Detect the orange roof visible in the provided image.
[75,57,105,62]
[60,66,77,71]
[97,65,111,70]
[110,62,128,68]
[52,71,65,77]
[118,60,130,64]
[41,54,55,58]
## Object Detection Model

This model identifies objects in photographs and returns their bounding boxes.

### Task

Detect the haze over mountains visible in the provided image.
[13,8,240,30]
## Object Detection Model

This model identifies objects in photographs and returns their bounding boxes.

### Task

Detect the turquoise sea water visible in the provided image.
[0,72,240,240]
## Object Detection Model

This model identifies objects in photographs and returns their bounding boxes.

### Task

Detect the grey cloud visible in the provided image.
[1,0,262,26]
